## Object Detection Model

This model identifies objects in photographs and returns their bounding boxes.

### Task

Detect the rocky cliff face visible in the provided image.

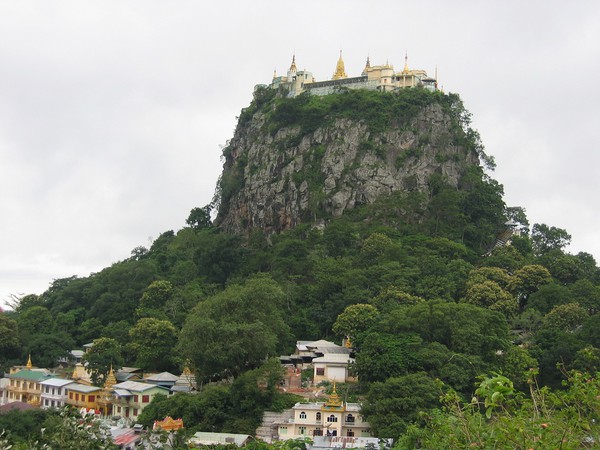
[215,89,482,234]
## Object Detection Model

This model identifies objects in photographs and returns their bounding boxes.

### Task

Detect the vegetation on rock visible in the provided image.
[2,87,600,447]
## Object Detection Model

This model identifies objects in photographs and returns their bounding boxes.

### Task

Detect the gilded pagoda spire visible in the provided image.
[332,50,347,80]
[26,354,33,369]
[361,56,371,76]
[289,54,297,73]
[402,51,409,74]
[103,365,117,390]
[323,381,344,410]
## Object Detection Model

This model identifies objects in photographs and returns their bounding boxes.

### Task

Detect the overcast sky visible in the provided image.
[1,1,599,307]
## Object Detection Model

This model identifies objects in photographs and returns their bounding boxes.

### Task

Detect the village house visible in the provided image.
[65,382,103,412]
[111,380,170,420]
[280,339,355,386]
[40,377,75,409]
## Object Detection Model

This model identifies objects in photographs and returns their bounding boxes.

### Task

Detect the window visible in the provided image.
[316,412,321,421]
[88,395,95,402]
[69,392,73,400]
[316,368,325,376]
[133,408,138,416]
[142,395,150,403]
[347,430,354,437]
[299,426,306,435]
[327,415,337,423]
[346,414,355,423]
[299,411,307,419]
[75,394,79,401]
[133,395,139,403]
[279,426,288,435]
[313,429,323,436]
[81,395,86,402]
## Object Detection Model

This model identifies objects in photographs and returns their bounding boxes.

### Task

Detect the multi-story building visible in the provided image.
[40,378,75,409]
[6,357,52,406]
[65,383,102,412]
[271,385,371,440]
[111,380,170,420]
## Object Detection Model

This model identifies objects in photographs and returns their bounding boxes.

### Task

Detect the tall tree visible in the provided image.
[178,275,291,382]
[531,223,571,256]
[82,337,124,386]
[129,318,179,372]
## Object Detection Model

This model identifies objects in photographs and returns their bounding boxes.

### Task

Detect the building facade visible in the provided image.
[111,380,170,420]
[40,378,75,409]
[6,369,52,406]
[65,383,103,412]
[274,386,371,440]
[268,52,437,98]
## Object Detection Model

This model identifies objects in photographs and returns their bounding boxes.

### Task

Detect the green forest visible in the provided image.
[2,88,600,449]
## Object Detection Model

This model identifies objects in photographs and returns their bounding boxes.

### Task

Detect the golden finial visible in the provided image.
[26,354,33,369]
[289,54,297,73]
[403,51,409,74]
[273,69,277,79]
[332,50,347,80]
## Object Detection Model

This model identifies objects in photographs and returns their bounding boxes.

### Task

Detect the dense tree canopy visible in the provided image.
[4,89,600,444]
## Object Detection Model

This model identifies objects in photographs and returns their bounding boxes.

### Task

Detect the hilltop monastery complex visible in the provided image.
[267,52,438,97]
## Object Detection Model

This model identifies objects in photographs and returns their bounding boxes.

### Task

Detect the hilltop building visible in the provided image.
[280,339,355,387]
[268,52,437,97]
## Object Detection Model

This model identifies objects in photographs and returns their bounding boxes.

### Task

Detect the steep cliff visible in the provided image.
[215,87,490,234]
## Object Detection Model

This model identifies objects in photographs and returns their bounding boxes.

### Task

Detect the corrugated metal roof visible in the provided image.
[40,377,75,387]
[114,389,132,397]
[66,383,101,393]
[190,432,251,447]
[145,372,179,382]
[113,380,169,393]
[7,369,52,382]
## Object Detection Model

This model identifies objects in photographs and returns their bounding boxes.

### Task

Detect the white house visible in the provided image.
[40,378,75,409]
[312,354,355,384]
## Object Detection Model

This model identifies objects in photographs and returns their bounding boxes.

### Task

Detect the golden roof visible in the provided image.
[402,51,409,74]
[322,381,345,410]
[153,416,184,431]
[332,50,347,80]
[26,354,32,369]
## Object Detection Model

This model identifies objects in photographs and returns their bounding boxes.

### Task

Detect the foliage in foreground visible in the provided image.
[397,370,600,449]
